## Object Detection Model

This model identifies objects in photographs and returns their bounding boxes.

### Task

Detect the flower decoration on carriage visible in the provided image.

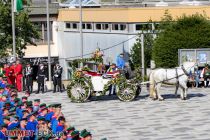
[73,69,84,79]
[91,48,103,63]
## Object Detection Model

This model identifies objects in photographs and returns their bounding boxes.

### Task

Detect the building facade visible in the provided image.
[23,0,59,80]
[56,6,210,80]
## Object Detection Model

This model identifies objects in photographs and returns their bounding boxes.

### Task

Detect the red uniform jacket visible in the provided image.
[14,64,23,77]
[9,65,15,77]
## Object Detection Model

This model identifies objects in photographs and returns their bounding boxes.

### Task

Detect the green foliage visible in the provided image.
[153,11,210,68]
[67,71,93,103]
[130,34,154,69]
[0,1,39,58]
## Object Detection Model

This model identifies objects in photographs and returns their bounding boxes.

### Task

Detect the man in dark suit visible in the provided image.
[25,63,33,94]
[36,63,47,94]
[53,63,63,93]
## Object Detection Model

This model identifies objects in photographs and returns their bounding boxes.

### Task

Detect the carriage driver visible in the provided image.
[106,63,119,96]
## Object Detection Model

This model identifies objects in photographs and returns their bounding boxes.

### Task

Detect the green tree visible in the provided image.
[0,1,39,58]
[153,11,210,68]
[130,33,154,69]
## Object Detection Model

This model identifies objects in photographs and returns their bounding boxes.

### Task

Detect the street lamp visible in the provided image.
[46,0,52,90]
[79,0,83,67]
[11,0,16,59]
[141,34,145,81]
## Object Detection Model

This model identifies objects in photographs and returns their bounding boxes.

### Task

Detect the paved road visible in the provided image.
[23,86,210,140]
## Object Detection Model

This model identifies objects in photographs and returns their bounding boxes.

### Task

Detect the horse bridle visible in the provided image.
[181,65,190,76]
[181,63,197,77]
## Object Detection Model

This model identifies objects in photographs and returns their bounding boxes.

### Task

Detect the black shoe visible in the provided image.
[42,92,45,94]
[53,91,56,93]
[35,92,39,94]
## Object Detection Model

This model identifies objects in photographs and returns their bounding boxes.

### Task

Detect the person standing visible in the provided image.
[36,63,47,94]
[53,63,63,93]
[116,53,125,69]
[201,64,210,88]
[3,64,10,83]
[25,63,33,94]
[14,60,23,92]
[8,62,16,86]
[195,68,201,88]
[106,63,119,96]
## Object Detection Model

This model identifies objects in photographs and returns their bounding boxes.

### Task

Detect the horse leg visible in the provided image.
[182,85,188,100]
[175,84,179,97]
[179,82,187,100]
[156,83,164,101]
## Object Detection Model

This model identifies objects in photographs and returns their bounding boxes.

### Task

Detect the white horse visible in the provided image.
[149,62,196,100]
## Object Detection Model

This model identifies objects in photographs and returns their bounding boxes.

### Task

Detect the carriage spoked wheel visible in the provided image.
[116,85,136,102]
[70,83,91,103]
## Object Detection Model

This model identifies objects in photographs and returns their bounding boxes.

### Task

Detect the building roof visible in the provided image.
[57,5,210,22]
[60,0,101,7]
[26,3,59,15]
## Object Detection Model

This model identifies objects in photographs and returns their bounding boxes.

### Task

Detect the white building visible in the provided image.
[56,6,210,80]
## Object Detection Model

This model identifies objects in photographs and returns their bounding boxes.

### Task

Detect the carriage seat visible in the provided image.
[84,71,102,77]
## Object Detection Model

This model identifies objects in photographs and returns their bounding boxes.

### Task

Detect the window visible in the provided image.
[86,23,92,29]
[95,23,109,30]
[66,23,71,29]
[102,24,109,30]
[112,24,127,31]
[82,23,92,30]
[154,23,160,30]
[65,22,78,30]
[112,24,119,30]
[96,24,102,30]
[136,24,142,31]
[82,24,86,29]
[135,23,152,31]
[120,24,126,30]
[33,21,53,43]
[72,23,78,29]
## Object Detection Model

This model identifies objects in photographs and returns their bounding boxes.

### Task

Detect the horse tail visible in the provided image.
[149,71,156,99]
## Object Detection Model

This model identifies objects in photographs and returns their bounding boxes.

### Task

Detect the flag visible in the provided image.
[14,0,23,12]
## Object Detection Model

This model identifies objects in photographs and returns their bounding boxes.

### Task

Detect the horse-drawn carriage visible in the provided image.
[67,69,141,103]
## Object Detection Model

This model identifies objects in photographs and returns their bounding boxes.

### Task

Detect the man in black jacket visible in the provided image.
[53,63,63,93]
[25,63,33,94]
[36,63,47,94]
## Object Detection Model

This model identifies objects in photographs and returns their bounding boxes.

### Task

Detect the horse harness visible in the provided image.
[165,68,180,85]
[154,64,194,85]
[181,65,190,77]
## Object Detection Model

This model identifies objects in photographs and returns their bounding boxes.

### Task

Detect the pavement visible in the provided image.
[22,86,210,140]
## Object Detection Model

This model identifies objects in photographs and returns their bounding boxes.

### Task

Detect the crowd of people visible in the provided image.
[0,60,92,140]
[2,60,64,95]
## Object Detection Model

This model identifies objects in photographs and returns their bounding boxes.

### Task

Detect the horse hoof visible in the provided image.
[181,97,187,100]
[158,98,164,101]
[152,98,158,101]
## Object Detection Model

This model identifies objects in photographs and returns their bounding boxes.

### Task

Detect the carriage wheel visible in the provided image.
[117,85,136,102]
[70,83,91,103]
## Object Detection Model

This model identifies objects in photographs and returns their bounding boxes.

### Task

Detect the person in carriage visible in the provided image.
[201,64,210,88]
[106,63,119,96]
